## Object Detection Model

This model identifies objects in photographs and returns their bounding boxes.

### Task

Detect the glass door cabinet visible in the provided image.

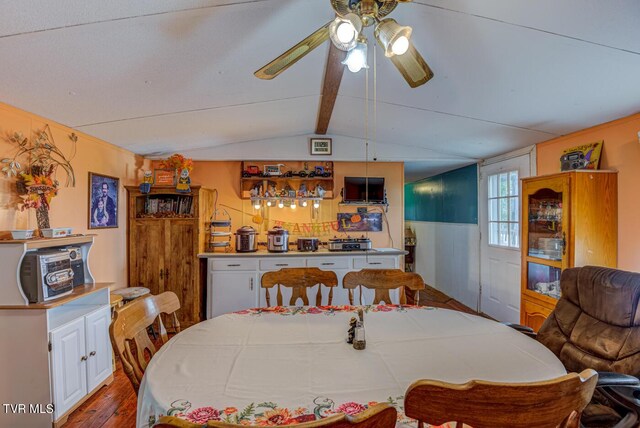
[520,171,617,331]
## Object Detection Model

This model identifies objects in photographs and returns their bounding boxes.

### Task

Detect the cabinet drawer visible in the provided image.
[353,257,397,269]
[306,257,350,270]
[259,258,306,271]
[210,258,258,271]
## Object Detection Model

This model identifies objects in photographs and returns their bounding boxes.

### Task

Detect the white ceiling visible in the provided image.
[0,0,639,181]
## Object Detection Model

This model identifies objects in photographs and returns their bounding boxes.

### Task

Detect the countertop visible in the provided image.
[198,248,408,258]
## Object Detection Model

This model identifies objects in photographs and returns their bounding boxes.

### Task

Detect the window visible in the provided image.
[488,170,519,248]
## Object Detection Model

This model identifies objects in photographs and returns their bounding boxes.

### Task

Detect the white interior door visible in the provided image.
[479,152,532,322]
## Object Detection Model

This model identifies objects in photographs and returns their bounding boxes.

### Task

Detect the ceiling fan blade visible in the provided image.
[255,21,331,80]
[388,44,434,88]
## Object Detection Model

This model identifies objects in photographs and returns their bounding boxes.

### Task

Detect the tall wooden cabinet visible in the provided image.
[520,171,617,331]
[126,185,213,328]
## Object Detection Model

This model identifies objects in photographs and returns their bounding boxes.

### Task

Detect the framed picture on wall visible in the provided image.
[310,138,332,155]
[88,172,119,229]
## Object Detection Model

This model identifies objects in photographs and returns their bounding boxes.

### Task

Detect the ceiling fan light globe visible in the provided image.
[336,22,356,44]
[375,18,413,57]
[342,40,369,73]
[329,13,362,51]
[391,35,410,56]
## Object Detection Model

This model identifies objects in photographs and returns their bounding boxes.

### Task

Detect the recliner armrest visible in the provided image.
[597,372,640,388]
[503,322,537,338]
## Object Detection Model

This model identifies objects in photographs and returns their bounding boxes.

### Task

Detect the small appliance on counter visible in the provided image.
[235,226,258,253]
[20,249,74,303]
[267,226,289,252]
[65,246,86,287]
[328,236,372,252]
[297,237,320,252]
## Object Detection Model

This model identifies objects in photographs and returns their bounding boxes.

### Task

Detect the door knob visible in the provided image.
[80,355,88,361]
[89,351,96,357]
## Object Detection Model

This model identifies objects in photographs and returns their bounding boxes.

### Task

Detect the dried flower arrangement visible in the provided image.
[159,153,193,172]
[2,125,77,229]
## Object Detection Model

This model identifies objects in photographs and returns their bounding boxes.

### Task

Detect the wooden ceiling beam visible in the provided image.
[315,42,347,135]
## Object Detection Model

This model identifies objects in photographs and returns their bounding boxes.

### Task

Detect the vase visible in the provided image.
[36,195,51,230]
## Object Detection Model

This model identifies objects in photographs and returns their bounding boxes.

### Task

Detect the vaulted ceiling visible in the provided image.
[1,0,639,181]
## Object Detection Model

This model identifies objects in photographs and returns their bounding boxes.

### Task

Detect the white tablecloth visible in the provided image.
[137,305,566,427]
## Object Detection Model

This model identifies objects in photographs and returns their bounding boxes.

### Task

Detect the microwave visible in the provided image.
[20,250,74,303]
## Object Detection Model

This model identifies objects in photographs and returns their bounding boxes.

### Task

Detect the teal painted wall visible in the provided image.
[405,164,478,224]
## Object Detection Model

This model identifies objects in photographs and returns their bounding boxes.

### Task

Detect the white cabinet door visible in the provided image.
[85,307,113,392]
[210,271,259,318]
[50,317,87,419]
[331,269,352,306]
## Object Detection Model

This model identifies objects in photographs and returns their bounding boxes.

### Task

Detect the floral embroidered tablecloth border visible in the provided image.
[150,395,456,428]
[234,304,437,316]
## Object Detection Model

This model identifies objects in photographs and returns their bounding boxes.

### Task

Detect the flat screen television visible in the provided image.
[343,177,385,203]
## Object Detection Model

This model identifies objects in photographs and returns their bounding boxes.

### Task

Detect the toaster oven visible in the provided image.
[20,250,74,303]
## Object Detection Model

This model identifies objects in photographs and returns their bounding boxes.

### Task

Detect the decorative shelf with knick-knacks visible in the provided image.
[240,161,335,200]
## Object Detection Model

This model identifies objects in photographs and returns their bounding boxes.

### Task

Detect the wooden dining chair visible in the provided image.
[261,267,338,306]
[343,269,425,305]
[153,290,182,336]
[404,369,598,428]
[156,402,397,428]
[109,291,181,392]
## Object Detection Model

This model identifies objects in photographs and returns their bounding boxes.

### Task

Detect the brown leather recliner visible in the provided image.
[536,266,640,427]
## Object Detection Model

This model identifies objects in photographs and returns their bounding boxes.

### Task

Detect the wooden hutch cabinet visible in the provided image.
[126,185,213,328]
[520,170,617,331]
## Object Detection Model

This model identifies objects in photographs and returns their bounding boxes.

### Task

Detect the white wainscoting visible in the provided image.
[406,221,480,311]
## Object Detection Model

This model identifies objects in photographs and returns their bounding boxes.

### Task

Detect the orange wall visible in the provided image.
[0,102,150,288]
[189,161,404,250]
[536,112,640,271]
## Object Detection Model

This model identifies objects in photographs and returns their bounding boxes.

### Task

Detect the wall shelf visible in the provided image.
[240,161,335,200]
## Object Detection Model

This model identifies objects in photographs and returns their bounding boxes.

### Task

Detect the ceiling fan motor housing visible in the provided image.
[331,0,398,20]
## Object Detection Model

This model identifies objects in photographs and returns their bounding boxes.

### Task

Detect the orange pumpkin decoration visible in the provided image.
[350,214,362,223]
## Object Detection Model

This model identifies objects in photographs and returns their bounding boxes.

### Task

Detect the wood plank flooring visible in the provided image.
[65,286,477,428]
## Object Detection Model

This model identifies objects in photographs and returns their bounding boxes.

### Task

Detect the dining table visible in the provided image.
[137,304,566,428]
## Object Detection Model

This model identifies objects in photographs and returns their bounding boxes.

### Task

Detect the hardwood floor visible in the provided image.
[65,285,477,428]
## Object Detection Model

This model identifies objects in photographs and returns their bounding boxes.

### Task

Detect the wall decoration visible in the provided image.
[310,138,332,155]
[337,212,383,232]
[154,169,176,185]
[1,126,77,229]
[176,168,191,193]
[89,172,119,229]
[139,170,154,194]
[560,140,603,171]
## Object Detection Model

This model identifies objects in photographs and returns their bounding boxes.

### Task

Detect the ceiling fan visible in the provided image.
[254,0,434,88]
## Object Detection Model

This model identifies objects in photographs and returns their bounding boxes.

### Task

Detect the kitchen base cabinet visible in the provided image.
[0,236,112,428]
[203,252,405,318]
[209,271,259,318]
[0,286,113,428]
